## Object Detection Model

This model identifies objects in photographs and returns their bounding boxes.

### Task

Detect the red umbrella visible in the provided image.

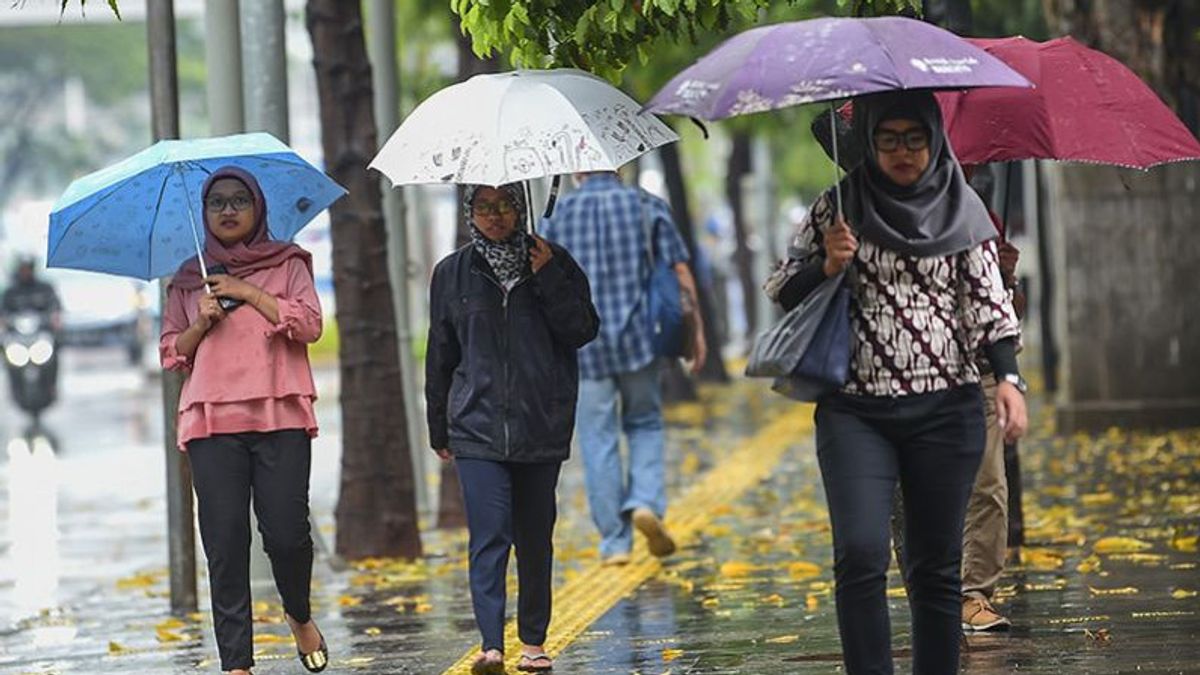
[936,36,1200,169]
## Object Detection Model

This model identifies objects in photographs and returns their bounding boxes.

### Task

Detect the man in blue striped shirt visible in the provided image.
[542,171,707,564]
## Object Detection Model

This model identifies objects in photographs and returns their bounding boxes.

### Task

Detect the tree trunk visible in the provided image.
[725,131,757,340]
[660,139,729,385]
[306,0,422,559]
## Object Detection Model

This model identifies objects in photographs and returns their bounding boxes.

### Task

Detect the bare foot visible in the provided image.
[285,613,323,654]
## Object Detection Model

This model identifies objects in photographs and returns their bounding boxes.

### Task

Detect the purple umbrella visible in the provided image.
[645,16,1031,121]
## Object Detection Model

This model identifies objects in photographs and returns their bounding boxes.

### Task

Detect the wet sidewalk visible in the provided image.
[1,374,1198,673]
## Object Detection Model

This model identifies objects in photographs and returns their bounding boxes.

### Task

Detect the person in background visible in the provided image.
[541,171,707,567]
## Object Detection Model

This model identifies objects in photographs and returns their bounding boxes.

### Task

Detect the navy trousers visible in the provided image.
[456,458,561,653]
[815,385,985,675]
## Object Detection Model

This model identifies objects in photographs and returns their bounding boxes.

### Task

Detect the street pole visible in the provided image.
[367,0,429,515]
[240,0,289,140]
[147,0,198,615]
[204,0,243,135]
[751,135,775,325]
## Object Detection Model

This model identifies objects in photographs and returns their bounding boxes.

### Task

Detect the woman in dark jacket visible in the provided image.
[766,91,1027,675]
[426,182,599,674]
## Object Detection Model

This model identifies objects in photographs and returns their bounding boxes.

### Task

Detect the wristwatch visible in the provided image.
[1002,373,1028,395]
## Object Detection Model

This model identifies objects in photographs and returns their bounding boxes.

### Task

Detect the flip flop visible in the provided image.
[516,652,554,672]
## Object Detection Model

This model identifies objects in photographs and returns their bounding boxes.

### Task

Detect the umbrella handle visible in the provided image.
[542,175,561,220]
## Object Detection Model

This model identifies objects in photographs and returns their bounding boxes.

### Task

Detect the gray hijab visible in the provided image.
[839,90,996,258]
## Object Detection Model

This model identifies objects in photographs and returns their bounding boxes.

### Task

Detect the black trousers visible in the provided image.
[815,385,985,675]
[456,458,561,653]
[187,429,314,671]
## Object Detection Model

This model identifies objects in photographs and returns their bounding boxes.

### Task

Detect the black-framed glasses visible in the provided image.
[471,200,516,218]
[205,194,254,212]
[873,129,930,153]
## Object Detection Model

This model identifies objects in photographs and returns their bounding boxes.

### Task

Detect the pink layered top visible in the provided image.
[159,258,322,450]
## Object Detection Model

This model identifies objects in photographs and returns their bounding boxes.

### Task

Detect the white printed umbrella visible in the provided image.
[369,68,679,188]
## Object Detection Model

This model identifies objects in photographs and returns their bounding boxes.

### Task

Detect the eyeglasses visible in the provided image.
[471,200,516,218]
[873,129,930,153]
[205,195,254,212]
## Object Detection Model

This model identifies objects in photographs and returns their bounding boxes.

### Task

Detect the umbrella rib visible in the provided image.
[147,166,176,279]
[868,21,905,90]
[47,181,133,267]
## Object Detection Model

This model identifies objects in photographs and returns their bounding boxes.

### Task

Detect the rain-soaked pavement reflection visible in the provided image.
[0,350,1196,673]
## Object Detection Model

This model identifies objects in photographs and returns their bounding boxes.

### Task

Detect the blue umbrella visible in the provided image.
[48,132,346,280]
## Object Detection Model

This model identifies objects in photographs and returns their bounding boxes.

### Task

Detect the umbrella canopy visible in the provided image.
[644,16,1030,121]
[48,133,346,280]
[937,36,1200,169]
[369,68,679,187]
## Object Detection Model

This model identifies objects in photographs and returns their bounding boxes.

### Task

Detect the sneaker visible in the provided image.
[632,507,676,557]
[962,595,1012,632]
[601,552,631,567]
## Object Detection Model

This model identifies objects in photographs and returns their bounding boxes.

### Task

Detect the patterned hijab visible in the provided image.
[464,183,531,286]
[840,90,996,258]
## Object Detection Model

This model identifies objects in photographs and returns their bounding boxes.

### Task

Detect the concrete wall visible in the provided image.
[1044,162,1200,430]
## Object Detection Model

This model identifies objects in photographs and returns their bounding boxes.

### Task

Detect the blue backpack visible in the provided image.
[640,196,687,359]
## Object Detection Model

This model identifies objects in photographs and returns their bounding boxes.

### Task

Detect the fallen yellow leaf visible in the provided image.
[1080,492,1116,507]
[1171,535,1198,553]
[1020,548,1065,571]
[1077,555,1102,574]
[701,597,720,609]
[115,572,160,590]
[365,627,382,636]
[1107,553,1168,566]
[787,561,821,579]
[338,595,363,607]
[766,634,800,644]
[156,627,186,643]
[662,648,684,662]
[806,594,820,611]
[1170,589,1198,600]
[761,593,785,607]
[108,641,128,654]
[1094,537,1153,554]
[1088,586,1139,596]
[887,587,907,598]
[720,561,759,578]
[253,633,291,644]
[156,617,187,631]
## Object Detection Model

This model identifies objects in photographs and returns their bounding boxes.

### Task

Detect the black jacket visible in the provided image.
[425,243,599,463]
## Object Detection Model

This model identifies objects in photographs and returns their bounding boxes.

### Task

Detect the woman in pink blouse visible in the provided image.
[160,166,328,674]
[766,91,1027,675]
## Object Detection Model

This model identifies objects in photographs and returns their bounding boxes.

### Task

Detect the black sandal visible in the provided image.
[298,630,329,673]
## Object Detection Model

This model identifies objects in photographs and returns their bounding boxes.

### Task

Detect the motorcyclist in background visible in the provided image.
[1,256,62,331]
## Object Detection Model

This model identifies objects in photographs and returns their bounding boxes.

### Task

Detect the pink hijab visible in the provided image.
[171,166,311,291]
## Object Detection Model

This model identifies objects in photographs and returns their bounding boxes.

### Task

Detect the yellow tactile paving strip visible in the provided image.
[442,402,812,674]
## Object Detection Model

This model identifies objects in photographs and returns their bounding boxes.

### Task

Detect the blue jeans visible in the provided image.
[575,362,666,558]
